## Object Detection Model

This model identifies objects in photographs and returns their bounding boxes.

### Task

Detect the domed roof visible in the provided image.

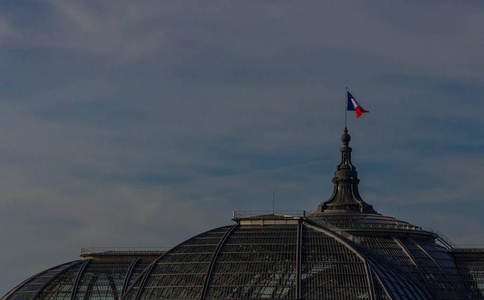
[117,129,473,300]
[122,222,433,299]
[2,128,483,300]
[2,252,162,300]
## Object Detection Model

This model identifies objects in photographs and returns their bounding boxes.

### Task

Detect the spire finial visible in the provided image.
[341,127,351,145]
[315,128,377,214]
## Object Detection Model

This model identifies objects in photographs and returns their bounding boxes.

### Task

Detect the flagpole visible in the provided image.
[345,81,348,129]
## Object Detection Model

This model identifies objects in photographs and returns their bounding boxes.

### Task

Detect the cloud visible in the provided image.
[1,0,484,295]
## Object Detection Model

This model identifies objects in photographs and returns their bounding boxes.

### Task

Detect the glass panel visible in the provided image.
[4,261,80,300]
[401,240,462,299]
[37,264,83,300]
[18,285,42,292]
[8,294,34,300]
[301,226,369,299]
[73,261,132,299]
[360,236,428,293]
[138,226,231,300]
[208,225,298,299]
[455,252,484,299]
[30,277,50,284]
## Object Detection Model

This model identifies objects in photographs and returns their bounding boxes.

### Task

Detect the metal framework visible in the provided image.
[4,261,82,300]
[121,259,140,297]
[453,249,484,299]
[70,260,90,300]
[296,220,303,299]
[415,241,468,299]
[3,216,484,299]
[3,128,484,300]
[394,237,439,300]
[200,224,238,300]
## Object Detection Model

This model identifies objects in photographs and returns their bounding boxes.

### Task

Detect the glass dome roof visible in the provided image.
[122,221,435,300]
[2,128,484,300]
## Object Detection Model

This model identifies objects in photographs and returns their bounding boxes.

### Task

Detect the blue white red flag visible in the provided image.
[347,91,369,118]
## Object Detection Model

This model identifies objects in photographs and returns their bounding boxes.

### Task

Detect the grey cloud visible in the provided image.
[1,0,484,295]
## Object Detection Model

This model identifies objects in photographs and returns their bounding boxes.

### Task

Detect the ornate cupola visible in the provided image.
[315,128,377,214]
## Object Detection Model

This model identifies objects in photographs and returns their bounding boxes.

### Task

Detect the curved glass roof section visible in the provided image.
[3,257,154,300]
[3,128,484,300]
[3,261,81,300]
[124,226,233,300]
[122,221,432,300]
[5,217,482,300]
[208,225,298,299]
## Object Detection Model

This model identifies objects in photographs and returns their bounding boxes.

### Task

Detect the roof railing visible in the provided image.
[233,210,430,233]
[450,247,484,252]
[81,247,169,255]
[425,228,457,249]
[233,210,309,219]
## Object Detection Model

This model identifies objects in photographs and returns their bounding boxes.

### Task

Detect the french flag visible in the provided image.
[347,91,369,118]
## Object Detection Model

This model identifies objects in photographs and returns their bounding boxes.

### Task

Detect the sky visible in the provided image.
[0,1,483,295]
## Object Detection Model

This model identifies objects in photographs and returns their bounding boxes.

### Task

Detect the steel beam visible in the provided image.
[130,226,232,300]
[394,237,438,300]
[121,258,140,297]
[70,259,90,300]
[296,220,303,300]
[304,222,386,300]
[200,224,238,300]
[365,262,376,300]
[414,241,469,299]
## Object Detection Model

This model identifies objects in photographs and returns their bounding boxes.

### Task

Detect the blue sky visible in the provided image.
[0,1,483,295]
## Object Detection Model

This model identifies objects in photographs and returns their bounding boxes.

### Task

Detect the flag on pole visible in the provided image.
[347,91,369,118]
